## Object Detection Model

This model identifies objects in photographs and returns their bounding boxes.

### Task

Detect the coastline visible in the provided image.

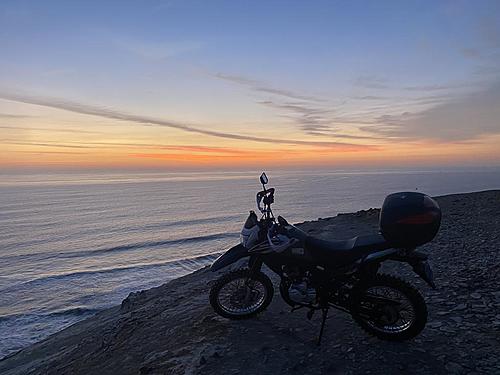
[1,190,499,374]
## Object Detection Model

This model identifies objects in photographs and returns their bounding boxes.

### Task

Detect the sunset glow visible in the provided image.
[1,1,499,170]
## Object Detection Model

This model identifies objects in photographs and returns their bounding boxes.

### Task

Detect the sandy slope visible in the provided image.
[1,190,499,375]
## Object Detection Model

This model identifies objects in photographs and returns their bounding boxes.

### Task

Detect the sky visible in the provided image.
[0,0,500,171]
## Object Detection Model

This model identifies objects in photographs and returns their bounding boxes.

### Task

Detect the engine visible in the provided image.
[282,265,316,305]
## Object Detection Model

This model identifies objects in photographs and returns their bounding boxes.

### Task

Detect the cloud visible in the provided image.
[0,125,101,134]
[211,72,372,138]
[3,140,293,155]
[0,113,32,119]
[258,100,389,140]
[402,83,474,92]
[111,38,201,60]
[131,147,304,161]
[363,83,500,141]
[1,140,94,148]
[153,145,251,154]
[213,73,385,140]
[12,150,87,155]
[218,71,495,143]
[213,73,322,102]
[2,140,294,156]
[213,72,353,136]
[0,91,374,150]
[257,100,335,134]
[350,95,388,100]
[304,131,384,140]
[354,74,481,95]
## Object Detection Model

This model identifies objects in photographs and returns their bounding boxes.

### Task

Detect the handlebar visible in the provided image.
[256,188,275,214]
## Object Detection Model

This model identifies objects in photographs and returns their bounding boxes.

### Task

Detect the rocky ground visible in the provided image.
[1,190,499,375]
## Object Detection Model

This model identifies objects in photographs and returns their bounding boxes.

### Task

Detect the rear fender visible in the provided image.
[389,250,436,289]
[210,244,249,272]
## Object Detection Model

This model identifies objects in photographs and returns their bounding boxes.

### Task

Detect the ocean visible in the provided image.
[1,168,499,358]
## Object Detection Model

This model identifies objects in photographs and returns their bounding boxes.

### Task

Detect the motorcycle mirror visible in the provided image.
[260,172,268,185]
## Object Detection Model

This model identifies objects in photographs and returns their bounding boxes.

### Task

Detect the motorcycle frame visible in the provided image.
[210,176,436,344]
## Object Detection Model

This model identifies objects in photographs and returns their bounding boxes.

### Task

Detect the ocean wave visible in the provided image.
[58,232,237,258]
[0,252,222,293]
[2,231,238,263]
[139,214,241,231]
[49,306,103,317]
[0,307,103,323]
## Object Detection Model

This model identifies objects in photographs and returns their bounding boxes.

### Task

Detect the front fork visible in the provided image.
[247,255,264,278]
[242,256,264,301]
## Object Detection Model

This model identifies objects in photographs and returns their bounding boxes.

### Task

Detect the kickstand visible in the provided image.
[317,307,329,346]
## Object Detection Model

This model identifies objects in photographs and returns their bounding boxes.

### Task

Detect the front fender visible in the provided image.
[210,244,249,272]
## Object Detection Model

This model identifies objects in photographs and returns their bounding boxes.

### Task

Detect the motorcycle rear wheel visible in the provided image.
[209,269,274,320]
[350,273,427,341]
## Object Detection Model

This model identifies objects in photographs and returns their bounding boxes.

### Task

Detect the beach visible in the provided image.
[1,190,499,375]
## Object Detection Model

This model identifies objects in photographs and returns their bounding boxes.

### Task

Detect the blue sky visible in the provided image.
[0,1,499,169]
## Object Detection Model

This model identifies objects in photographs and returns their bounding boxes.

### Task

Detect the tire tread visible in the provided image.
[209,268,274,320]
[350,273,427,341]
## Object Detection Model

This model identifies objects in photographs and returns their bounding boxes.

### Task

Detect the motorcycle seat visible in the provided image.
[305,233,391,266]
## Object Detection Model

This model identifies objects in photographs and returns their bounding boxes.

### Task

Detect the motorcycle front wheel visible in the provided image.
[209,269,274,319]
[350,273,427,341]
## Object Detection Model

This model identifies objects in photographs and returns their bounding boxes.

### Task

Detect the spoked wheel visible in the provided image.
[350,274,427,341]
[209,269,274,319]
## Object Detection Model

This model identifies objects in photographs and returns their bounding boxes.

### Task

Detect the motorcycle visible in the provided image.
[209,173,441,344]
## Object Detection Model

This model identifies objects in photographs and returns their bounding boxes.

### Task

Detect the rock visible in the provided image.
[439,326,456,334]
[445,362,463,374]
[463,322,478,328]
[212,351,221,358]
[491,291,500,300]
[428,321,443,328]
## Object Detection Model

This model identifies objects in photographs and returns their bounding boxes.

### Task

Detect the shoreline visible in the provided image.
[1,190,499,374]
